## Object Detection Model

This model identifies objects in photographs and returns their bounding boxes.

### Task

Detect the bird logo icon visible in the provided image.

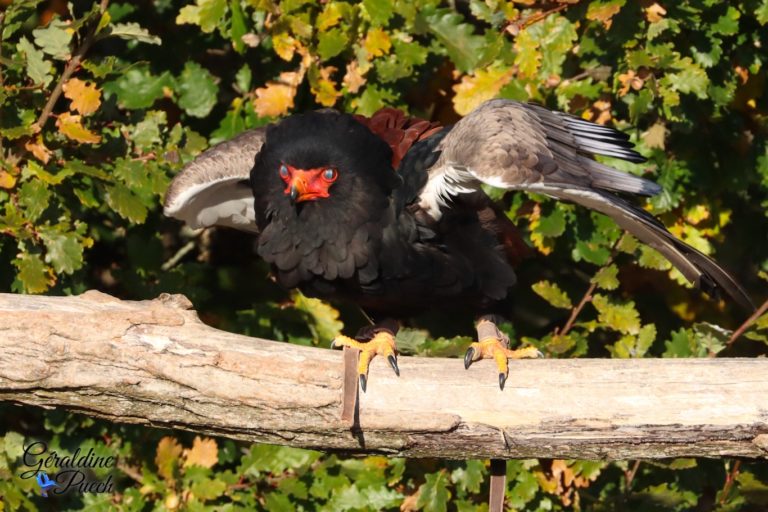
[36,472,58,497]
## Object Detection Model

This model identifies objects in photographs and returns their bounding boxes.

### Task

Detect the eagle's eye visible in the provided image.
[322,168,338,182]
[279,164,289,178]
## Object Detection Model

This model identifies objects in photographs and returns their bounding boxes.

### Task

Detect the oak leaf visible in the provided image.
[63,78,102,115]
[183,436,218,468]
[56,113,102,144]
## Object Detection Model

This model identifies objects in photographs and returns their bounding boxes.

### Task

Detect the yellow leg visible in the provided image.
[464,319,542,389]
[331,331,398,391]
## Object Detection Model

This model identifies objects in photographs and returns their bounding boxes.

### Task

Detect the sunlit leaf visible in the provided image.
[183,437,218,468]
[532,280,573,309]
[63,78,102,115]
[56,112,102,144]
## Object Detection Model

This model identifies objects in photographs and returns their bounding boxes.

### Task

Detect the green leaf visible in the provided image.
[235,65,252,93]
[666,57,709,99]
[17,37,52,86]
[292,291,343,343]
[712,6,740,35]
[451,460,484,494]
[32,18,72,60]
[177,62,219,118]
[2,432,25,461]
[105,184,148,223]
[417,471,451,512]
[230,0,247,53]
[608,323,656,358]
[317,28,349,60]
[509,468,539,509]
[104,22,162,45]
[200,0,228,33]
[573,239,611,265]
[532,280,573,309]
[18,179,50,222]
[663,328,694,357]
[537,208,566,237]
[190,478,227,500]
[758,1,768,25]
[129,110,166,151]
[592,263,619,290]
[351,85,397,116]
[103,66,173,109]
[592,294,641,334]
[41,230,84,274]
[424,8,485,73]
[363,0,393,26]
[692,322,730,356]
[14,252,51,294]
[638,245,672,271]
[528,14,577,77]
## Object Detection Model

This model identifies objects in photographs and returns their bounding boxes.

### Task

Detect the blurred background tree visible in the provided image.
[1,0,767,510]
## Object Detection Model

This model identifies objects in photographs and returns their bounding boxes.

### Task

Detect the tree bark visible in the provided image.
[1,291,767,460]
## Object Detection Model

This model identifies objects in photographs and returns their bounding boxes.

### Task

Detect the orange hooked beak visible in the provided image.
[281,165,338,203]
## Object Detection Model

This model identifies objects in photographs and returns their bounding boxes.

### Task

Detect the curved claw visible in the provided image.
[464,347,475,369]
[499,373,507,390]
[359,374,367,392]
[387,354,400,376]
[330,338,337,349]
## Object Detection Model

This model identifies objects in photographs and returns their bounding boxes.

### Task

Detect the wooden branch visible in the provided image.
[1,291,768,460]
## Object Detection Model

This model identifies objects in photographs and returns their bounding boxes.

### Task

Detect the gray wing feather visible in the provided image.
[163,128,266,233]
[420,99,753,309]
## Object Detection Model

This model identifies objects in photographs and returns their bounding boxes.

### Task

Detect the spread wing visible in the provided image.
[163,128,266,233]
[419,99,753,310]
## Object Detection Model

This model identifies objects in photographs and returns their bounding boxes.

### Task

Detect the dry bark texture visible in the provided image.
[1,291,767,460]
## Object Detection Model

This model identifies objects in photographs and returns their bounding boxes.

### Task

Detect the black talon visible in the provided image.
[499,373,507,390]
[387,354,400,376]
[359,374,367,392]
[464,347,475,369]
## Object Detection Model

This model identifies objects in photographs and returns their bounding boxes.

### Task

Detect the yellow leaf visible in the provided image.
[528,204,555,255]
[513,29,540,79]
[452,67,513,115]
[24,136,52,164]
[643,122,666,150]
[342,60,366,94]
[62,78,101,115]
[617,69,644,96]
[685,204,710,226]
[311,66,340,107]
[56,112,101,144]
[363,27,391,58]
[253,78,296,118]
[586,2,622,29]
[644,2,667,23]
[272,31,297,61]
[317,2,343,31]
[0,171,17,189]
[155,437,182,481]
[183,436,218,468]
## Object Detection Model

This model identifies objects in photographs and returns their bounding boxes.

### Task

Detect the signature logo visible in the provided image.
[21,441,116,497]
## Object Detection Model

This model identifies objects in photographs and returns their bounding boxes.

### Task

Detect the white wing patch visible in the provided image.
[417,165,480,220]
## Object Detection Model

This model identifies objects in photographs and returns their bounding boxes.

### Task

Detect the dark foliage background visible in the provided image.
[1,0,768,510]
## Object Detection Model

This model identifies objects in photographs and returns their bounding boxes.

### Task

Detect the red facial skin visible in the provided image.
[280,163,338,202]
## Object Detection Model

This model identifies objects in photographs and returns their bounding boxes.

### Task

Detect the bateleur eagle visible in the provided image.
[164,99,753,391]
